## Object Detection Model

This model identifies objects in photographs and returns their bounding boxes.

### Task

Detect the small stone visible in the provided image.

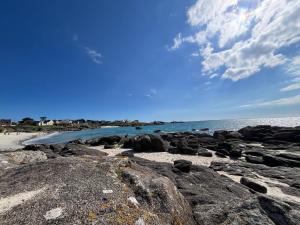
[44,207,63,220]
[102,189,113,194]
[135,217,145,225]
[127,196,140,207]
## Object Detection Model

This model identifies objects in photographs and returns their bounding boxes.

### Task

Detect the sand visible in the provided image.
[0,132,44,151]
[91,146,233,167]
[218,171,300,204]
[0,187,46,214]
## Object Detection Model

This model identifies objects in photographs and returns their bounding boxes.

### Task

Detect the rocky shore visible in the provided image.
[0,125,300,224]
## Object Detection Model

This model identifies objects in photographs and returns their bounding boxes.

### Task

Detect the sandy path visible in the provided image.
[0,132,44,151]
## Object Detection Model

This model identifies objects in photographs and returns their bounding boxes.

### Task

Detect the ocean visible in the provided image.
[25,117,300,145]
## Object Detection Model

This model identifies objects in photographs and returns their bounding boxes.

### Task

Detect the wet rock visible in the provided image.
[240,177,267,193]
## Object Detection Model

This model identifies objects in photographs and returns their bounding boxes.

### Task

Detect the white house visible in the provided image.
[39,120,55,126]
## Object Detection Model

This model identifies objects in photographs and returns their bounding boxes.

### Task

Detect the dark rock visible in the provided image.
[216,152,227,158]
[245,155,264,164]
[197,149,213,157]
[240,177,267,193]
[214,130,242,140]
[276,153,300,161]
[69,139,85,145]
[238,125,300,143]
[87,135,121,146]
[244,150,265,157]
[103,144,115,149]
[132,158,276,225]
[153,129,161,133]
[217,142,232,151]
[116,150,134,158]
[133,134,168,152]
[168,146,180,154]
[59,144,107,157]
[200,128,209,131]
[290,183,300,189]
[229,148,243,158]
[135,126,142,130]
[258,195,300,225]
[122,137,134,148]
[174,160,192,173]
[263,155,300,167]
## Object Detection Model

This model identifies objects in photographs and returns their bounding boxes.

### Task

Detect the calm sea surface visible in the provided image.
[25,117,300,145]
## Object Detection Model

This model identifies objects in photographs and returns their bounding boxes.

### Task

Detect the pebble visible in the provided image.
[102,189,113,194]
[44,207,63,220]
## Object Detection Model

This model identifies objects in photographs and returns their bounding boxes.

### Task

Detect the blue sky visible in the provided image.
[0,0,300,122]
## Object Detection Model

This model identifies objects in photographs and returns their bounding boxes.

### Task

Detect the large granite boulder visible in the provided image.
[132,134,168,152]
[0,156,195,225]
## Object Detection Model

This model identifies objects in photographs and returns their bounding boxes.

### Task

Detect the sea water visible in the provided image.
[25,117,300,145]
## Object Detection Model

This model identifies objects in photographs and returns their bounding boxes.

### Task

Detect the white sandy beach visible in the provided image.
[0,132,44,151]
[91,146,233,167]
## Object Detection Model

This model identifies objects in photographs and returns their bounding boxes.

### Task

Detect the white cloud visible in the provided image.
[241,94,300,107]
[85,47,102,64]
[281,55,300,91]
[280,83,300,92]
[145,89,157,98]
[171,0,300,81]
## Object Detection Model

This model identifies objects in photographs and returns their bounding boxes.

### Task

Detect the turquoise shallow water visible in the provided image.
[25,117,300,145]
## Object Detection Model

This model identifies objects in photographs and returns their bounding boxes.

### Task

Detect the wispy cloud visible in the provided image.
[240,95,300,108]
[281,56,300,91]
[170,0,300,81]
[145,89,157,98]
[280,83,300,92]
[85,47,102,64]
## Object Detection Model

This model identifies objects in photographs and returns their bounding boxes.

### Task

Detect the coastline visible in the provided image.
[0,132,48,151]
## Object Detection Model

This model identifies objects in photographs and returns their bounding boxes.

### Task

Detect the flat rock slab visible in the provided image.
[0,156,194,225]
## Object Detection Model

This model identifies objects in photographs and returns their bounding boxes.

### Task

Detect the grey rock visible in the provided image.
[240,177,268,193]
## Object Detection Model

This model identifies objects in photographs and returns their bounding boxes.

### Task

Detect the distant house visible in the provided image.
[0,119,11,126]
[39,120,55,126]
[55,120,73,126]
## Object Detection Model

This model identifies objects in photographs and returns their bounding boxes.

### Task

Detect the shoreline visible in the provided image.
[0,132,49,151]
